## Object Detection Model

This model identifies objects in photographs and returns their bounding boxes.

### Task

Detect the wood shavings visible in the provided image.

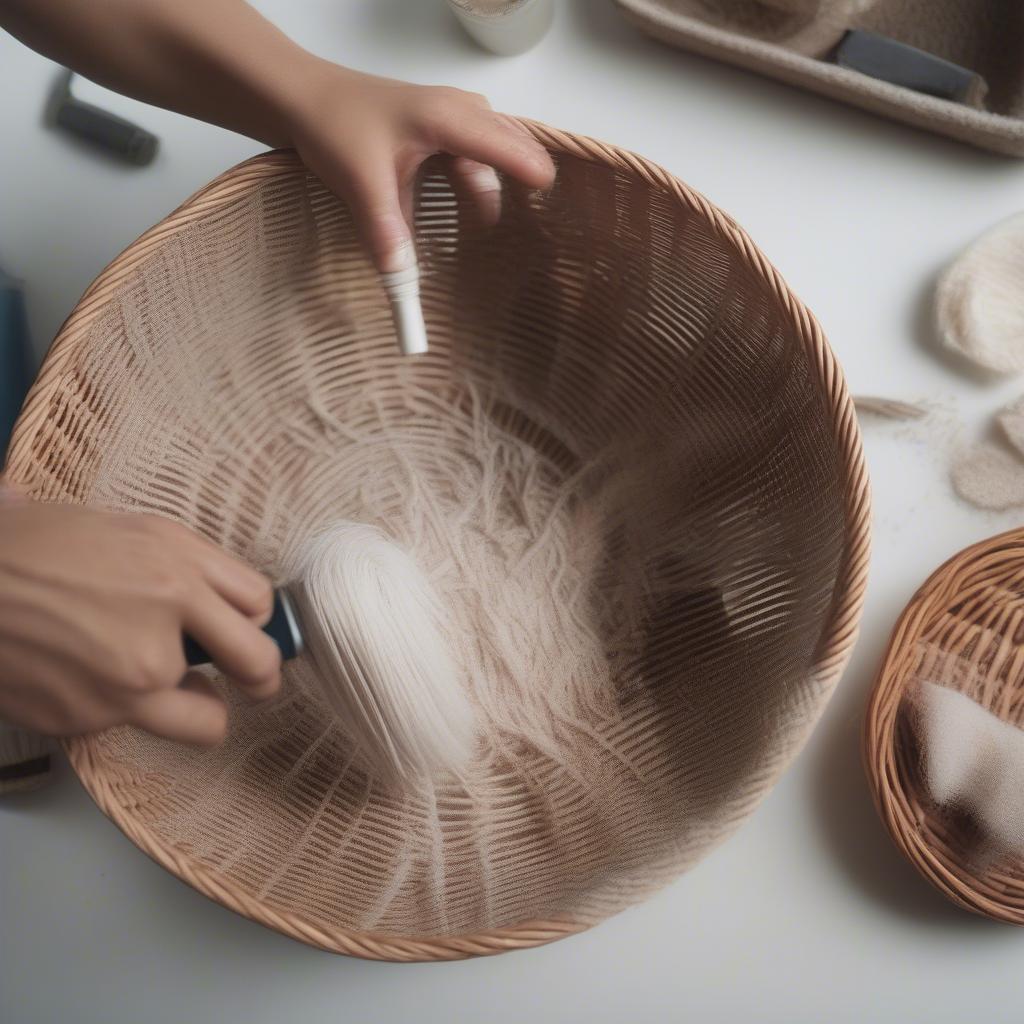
[853,395,928,421]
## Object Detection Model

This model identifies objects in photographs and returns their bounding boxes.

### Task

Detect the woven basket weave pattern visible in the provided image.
[865,529,1024,923]
[6,123,870,959]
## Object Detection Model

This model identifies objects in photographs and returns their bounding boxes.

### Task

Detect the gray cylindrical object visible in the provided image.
[446,0,554,56]
[53,97,159,166]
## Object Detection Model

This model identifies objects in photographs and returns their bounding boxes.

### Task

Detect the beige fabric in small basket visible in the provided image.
[5,123,870,960]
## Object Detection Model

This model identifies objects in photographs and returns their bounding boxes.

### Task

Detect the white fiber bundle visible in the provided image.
[285,522,476,785]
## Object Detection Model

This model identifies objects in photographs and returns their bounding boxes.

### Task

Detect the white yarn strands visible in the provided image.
[283,522,476,785]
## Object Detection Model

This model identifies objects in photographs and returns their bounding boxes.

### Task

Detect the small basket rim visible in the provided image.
[863,526,1024,923]
[6,119,872,960]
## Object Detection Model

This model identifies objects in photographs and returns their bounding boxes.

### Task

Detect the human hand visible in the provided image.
[0,497,280,746]
[1,0,555,274]
[282,63,557,272]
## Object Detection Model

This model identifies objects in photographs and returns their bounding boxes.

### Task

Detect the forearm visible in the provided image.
[0,0,320,147]
[1,0,555,274]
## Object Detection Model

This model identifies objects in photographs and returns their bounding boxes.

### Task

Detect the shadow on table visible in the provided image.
[0,743,77,812]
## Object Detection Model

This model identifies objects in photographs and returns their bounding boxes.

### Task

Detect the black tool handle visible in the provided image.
[183,589,303,667]
[52,97,159,166]
[836,30,986,106]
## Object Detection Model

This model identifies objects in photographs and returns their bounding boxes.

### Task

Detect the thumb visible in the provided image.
[344,158,416,274]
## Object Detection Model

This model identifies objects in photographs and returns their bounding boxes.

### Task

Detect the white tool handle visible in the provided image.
[381,265,428,356]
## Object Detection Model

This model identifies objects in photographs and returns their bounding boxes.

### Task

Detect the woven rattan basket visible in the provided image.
[6,122,870,960]
[865,529,1024,923]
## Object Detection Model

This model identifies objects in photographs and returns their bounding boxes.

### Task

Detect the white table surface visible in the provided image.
[4,3,1024,1022]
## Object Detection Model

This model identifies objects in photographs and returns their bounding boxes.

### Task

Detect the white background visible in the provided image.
[3,2,1024,1021]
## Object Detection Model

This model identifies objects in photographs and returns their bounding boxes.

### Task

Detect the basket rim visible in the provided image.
[5,119,872,960]
[862,526,1024,923]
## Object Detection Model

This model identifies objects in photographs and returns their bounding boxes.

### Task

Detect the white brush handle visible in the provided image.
[381,266,428,356]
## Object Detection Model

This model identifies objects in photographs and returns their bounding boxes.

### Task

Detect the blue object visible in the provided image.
[0,267,35,459]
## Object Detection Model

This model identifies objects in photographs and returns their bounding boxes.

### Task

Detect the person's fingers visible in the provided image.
[396,157,419,234]
[451,156,502,227]
[344,153,416,274]
[185,537,272,622]
[131,671,229,746]
[436,112,555,191]
[200,555,273,624]
[140,515,272,621]
[182,590,281,700]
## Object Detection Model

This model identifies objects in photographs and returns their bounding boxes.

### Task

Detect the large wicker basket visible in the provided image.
[865,529,1024,923]
[5,122,870,960]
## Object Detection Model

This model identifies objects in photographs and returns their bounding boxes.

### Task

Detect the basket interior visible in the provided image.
[13,149,856,944]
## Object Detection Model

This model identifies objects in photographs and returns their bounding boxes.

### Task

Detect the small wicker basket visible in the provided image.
[864,528,1024,923]
[6,122,870,959]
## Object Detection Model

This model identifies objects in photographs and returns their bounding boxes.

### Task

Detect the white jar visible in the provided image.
[446,0,554,56]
